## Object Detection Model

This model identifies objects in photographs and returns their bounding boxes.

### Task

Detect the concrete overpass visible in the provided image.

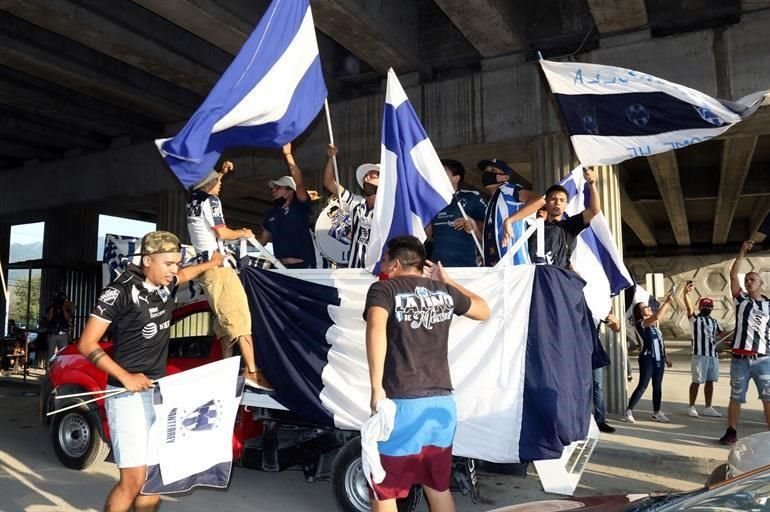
[1,0,770,412]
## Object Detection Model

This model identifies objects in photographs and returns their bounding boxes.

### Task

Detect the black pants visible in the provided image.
[627,356,665,412]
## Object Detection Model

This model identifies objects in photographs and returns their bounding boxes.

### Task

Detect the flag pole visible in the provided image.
[323,99,345,204]
[455,202,483,258]
[0,259,8,311]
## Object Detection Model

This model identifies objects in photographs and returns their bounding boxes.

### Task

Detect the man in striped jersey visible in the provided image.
[719,240,770,445]
[683,283,724,418]
[479,158,541,266]
[322,144,378,269]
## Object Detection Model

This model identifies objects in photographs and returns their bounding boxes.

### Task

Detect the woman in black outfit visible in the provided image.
[624,292,674,423]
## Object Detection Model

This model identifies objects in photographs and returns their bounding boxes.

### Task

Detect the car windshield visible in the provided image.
[632,466,770,512]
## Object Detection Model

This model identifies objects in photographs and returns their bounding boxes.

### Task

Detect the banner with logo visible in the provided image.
[142,357,243,494]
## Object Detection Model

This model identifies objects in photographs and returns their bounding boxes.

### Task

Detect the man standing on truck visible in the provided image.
[364,236,489,512]
[78,231,222,512]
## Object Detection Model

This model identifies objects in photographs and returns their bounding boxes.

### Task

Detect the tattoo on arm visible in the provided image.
[86,348,106,366]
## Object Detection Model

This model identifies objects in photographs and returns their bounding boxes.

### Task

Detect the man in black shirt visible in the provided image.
[364,236,489,512]
[526,167,600,268]
[78,231,222,512]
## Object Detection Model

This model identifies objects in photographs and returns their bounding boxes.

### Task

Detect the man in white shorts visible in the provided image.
[683,282,724,417]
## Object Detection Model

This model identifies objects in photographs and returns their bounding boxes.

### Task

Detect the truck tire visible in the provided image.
[331,437,425,512]
[51,400,110,470]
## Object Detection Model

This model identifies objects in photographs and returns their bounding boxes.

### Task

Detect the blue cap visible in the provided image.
[477,158,513,175]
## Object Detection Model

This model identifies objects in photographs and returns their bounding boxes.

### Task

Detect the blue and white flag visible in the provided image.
[242,265,596,463]
[156,0,327,189]
[366,69,455,270]
[560,167,634,320]
[143,357,243,494]
[483,183,532,267]
[540,60,768,166]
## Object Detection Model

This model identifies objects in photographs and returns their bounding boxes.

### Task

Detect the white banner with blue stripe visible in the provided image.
[243,265,598,464]
[560,167,634,320]
[540,60,768,166]
[365,69,455,270]
[156,0,327,189]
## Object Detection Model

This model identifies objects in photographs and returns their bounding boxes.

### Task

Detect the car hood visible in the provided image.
[488,494,648,512]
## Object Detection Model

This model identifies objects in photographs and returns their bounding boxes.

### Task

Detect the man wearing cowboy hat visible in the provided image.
[187,161,271,391]
[258,143,317,269]
[322,144,379,269]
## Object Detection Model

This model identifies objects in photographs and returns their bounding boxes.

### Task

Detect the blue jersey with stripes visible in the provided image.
[482,182,530,266]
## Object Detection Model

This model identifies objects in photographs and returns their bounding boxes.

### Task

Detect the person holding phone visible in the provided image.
[624,292,675,423]
[683,281,724,418]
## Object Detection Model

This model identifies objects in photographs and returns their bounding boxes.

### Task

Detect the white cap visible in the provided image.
[192,170,220,190]
[356,163,380,188]
[268,176,297,191]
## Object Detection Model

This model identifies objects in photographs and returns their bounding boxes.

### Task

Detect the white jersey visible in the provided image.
[340,188,374,269]
[689,314,722,357]
[186,191,226,263]
[733,292,770,354]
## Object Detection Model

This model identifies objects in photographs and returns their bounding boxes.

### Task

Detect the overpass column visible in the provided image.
[595,165,628,415]
[0,222,9,334]
[41,207,100,338]
[157,188,189,244]
[530,133,576,194]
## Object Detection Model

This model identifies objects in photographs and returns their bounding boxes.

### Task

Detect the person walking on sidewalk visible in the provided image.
[594,313,621,433]
[719,240,770,445]
[683,282,724,418]
[624,293,674,423]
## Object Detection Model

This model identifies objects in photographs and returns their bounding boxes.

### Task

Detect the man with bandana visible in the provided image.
[322,144,379,269]
[478,158,542,266]
[683,282,724,418]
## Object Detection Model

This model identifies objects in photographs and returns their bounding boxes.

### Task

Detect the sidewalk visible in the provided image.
[582,339,767,490]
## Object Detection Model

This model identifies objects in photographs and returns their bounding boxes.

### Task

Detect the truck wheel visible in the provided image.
[331,437,426,512]
[51,400,110,470]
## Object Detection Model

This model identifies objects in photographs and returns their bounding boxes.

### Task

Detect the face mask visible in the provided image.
[701,309,712,316]
[482,172,501,187]
[363,183,378,196]
[272,198,287,208]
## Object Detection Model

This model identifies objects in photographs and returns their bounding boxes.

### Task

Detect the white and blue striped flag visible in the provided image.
[561,167,634,320]
[156,0,327,189]
[540,60,768,166]
[365,69,455,270]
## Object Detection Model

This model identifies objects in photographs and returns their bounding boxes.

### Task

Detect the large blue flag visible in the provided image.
[539,60,768,166]
[560,166,634,320]
[156,0,327,189]
[365,69,455,270]
[242,264,595,463]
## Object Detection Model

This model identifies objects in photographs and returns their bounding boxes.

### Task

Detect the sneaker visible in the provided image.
[702,406,722,417]
[687,406,699,417]
[597,421,616,433]
[719,427,738,445]
[243,368,274,392]
[651,412,670,423]
[623,409,635,423]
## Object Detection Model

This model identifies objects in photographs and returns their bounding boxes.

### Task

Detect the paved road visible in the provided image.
[0,365,743,512]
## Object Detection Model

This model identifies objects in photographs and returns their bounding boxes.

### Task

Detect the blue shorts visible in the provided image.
[105,386,155,468]
[729,356,770,404]
[691,355,719,383]
[372,395,457,501]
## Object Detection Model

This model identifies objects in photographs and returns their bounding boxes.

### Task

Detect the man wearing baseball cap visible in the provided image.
[477,158,542,267]
[683,283,725,418]
[322,144,379,268]
[77,231,223,512]
[187,160,270,392]
[258,143,317,268]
